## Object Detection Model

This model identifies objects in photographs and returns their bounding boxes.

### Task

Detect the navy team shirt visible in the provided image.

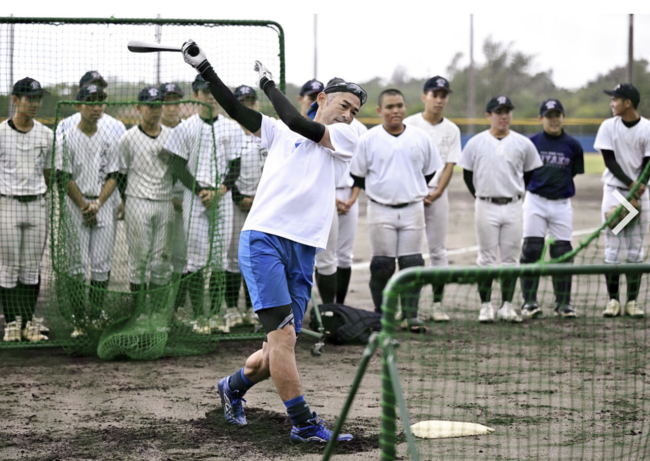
[527,130,584,199]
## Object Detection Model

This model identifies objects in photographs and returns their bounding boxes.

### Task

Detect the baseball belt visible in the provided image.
[478,196,521,205]
[1,193,44,203]
[369,198,414,209]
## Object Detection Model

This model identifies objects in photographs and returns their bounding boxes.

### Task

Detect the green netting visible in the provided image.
[0,18,282,356]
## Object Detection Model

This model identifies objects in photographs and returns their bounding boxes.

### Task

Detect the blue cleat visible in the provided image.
[217,377,247,426]
[290,412,353,444]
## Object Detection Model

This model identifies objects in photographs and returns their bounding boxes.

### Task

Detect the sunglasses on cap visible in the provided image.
[323,82,367,106]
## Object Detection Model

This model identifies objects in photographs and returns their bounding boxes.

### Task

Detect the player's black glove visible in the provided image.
[182,39,210,73]
[254,60,274,92]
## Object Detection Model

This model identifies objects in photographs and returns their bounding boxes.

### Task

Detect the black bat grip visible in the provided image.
[187,44,199,57]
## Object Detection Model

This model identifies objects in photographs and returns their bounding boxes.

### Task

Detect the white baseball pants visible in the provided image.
[424,188,449,268]
[475,197,522,267]
[368,200,425,258]
[315,187,359,275]
[523,192,573,241]
[226,204,248,273]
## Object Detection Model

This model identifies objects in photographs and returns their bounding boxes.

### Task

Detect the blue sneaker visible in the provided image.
[217,377,247,426]
[290,412,353,444]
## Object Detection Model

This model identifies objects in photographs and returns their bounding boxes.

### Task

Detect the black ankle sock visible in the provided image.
[284,395,313,427]
[188,271,205,317]
[316,271,337,304]
[478,280,492,304]
[433,284,444,304]
[605,273,620,301]
[501,277,516,304]
[228,368,255,395]
[335,267,352,304]
[626,273,642,302]
[174,273,189,310]
[225,271,241,309]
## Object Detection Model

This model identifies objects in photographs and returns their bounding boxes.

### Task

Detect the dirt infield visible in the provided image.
[2,169,648,460]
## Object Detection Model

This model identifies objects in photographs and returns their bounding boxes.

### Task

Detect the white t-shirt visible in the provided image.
[336,118,368,189]
[242,115,357,250]
[0,120,53,195]
[403,113,461,188]
[594,116,650,188]
[164,114,244,188]
[118,125,174,201]
[55,123,123,197]
[350,124,441,205]
[457,129,542,198]
[57,112,126,140]
[235,134,267,197]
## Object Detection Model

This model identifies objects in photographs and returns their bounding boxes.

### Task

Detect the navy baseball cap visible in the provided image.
[192,74,209,92]
[486,95,514,113]
[300,79,324,97]
[76,84,107,102]
[159,82,184,99]
[79,71,107,88]
[604,83,640,107]
[12,77,47,96]
[423,76,452,94]
[138,86,163,102]
[234,85,257,101]
[540,99,564,117]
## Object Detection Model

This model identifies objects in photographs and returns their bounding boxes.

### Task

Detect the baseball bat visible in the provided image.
[127,40,199,56]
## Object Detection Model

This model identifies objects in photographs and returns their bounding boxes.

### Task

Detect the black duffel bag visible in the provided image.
[309,303,382,345]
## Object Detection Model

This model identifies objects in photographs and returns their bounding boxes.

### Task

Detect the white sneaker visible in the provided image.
[624,300,644,318]
[419,304,433,322]
[603,299,621,318]
[208,315,230,334]
[431,302,450,322]
[242,311,259,325]
[478,303,495,323]
[71,327,85,338]
[497,302,522,323]
[31,316,49,333]
[3,320,21,342]
[225,308,244,327]
[22,320,48,342]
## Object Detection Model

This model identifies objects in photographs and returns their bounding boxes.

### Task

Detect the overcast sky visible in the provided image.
[5,3,650,90]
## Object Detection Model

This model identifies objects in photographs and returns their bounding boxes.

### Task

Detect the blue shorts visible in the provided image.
[238,230,316,333]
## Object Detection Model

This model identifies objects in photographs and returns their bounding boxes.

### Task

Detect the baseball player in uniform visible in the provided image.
[53,84,123,335]
[313,77,367,305]
[0,78,52,342]
[596,84,650,318]
[164,74,244,334]
[117,86,174,311]
[457,95,542,323]
[403,76,460,322]
[225,85,266,323]
[519,99,584,319]
[298,79,324,118]
[350,88,442,331]
[157,82,190,311]
[181,40,362,443]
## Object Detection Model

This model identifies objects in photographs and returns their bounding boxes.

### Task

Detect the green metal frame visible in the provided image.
[0,17,286,93]
[322,262,650,461]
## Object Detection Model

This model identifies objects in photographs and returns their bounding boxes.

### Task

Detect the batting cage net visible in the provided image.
[0,17,284,356]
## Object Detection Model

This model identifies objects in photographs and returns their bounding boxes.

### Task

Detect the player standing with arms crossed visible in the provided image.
[181,40,363,443]
[350,89,441,331]
[225,85,266,323]
[403,76,460,322]
[164,74,244,334]
[313,77,367,305]
[519,99,584,319]
[0,78,52,342]
[117,86,174,311]
[596,84,650,318]
[52,84,123,336]
[457,95,542,323]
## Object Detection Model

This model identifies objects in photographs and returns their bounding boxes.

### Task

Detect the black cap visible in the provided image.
[76,84,107,102]
[137,86,163,102]
[79,71,107,88]
[423,76,452,94]
[604,83,640,107]
[233,85,257,101]
[12,77,47,96]
[159,82,184,99]
[326,77,345,87]
[486,95,514,113]
[192,74,209,92]
[300,79,324,96]
[539,98,564,117]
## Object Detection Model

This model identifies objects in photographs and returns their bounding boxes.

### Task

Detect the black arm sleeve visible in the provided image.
[424,171,436,184]
[53,169,70,192]
[107,172,127,202]
[230,185,244,205]
[523,169,535,188]
[639,156,650,185]
[463,169,476,198]
[170,154,202,195]
[262,80,326,144]
[198,63,262,133]
[602,149,633,187]
[223,157,241,191]
[351,174,365,190]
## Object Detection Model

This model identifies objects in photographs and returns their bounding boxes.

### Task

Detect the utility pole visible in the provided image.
[155,14,162,86]
[313,14,318,79]
[627,14,634,84]
[467,14,476,135]
[7,14,15,119]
